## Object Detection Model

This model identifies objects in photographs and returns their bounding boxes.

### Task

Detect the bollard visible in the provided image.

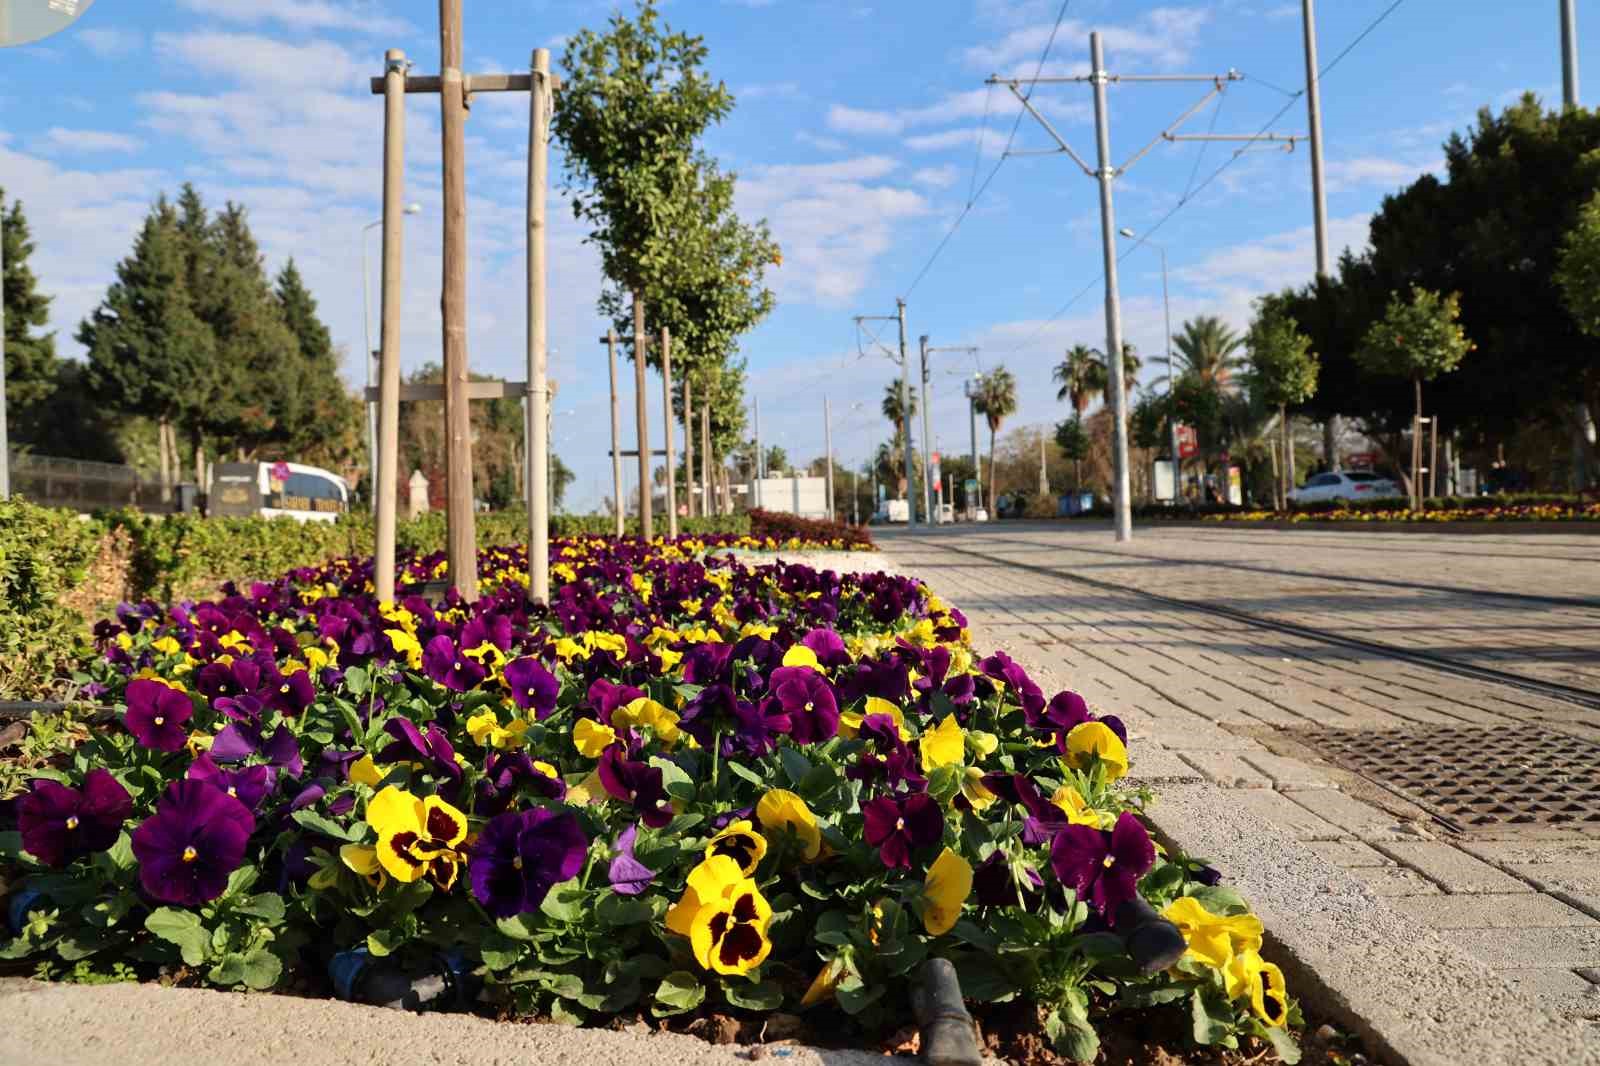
[329,947,477,1011]
[913,957,984,1066]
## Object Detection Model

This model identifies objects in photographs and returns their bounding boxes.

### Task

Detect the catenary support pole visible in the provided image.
[608,330,624,535]
[1301,0,1339,471]
[439,0,478,599]
[918,336,933,525]
[660,327,677,538]
[526,47,551,603]
[374,48,408,603]
[684,375,695,519]
[633,296,652,538]
[1090,32,1133,542]
[824,395,834,518]
[897,299,917,525]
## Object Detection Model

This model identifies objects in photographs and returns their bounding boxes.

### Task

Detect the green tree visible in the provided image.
[1,192,59,443]
[1171,316,1244,391]
[1355,286,1471,428]
[1054,415,1090,488]
[1053,344,1102,416]
[973,366,1017,513]
[1247,297,1320,507]
[1093,342,1141,406]
[881,380,917,429]
[551,452,575,511]
[763,445,788,476]
[274,259,360,469]
[1558,188,1600,334]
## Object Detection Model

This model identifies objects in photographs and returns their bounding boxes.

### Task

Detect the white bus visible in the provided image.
[209,461,350,523]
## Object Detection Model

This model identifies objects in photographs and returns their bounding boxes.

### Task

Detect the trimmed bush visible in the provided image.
[0,499,101,698]
[748,509,873,550]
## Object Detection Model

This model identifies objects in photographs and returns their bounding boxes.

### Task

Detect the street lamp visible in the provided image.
[363,203,422,509]
[1119,227,1184,505]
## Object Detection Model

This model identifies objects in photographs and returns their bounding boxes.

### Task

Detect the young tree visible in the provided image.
[1053,344,1102,416]
[973,366,1017,513]
[1,191,59,442]
[1355,285,1473,503]
[1247,297,1320,508]
[1054,415,1090,489]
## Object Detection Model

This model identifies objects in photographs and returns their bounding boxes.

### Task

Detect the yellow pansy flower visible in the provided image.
[960,767,998,811]
[665,855,774,977]
[922,847,973,935]
[755,789,822,860]
[919,714,965,773]
[781,644,821,671]
[801,957,848,1008]
[339,843,387,890]
[1049,784,1103,827]
[465,710,529,750]
[1225,949,1289,1027]
[572,717,619,758]
[1063,721,1129,781]
[349,754,384,788]
[554,636,588,662]
[364,786,467,888]
[1162,897,1264,970]
[611,697,681,747]
[705,819,768,875]
[151,635,183,657]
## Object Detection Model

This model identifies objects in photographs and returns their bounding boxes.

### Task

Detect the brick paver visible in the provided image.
[877,523,1600,1018]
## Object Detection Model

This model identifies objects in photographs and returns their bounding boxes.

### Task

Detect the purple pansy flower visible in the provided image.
[186,754,275,811]
[131,779,256,906]
[768,666,839,744]
[461,612,514,653]
[124,680,193,752]
[681,641,734,685]
[597,748,674,829]
[422,635,486,692]
[17,770,133,867]
[475,752,565,817]
[468,808,588,918]
[210,722,305,779]
[376,717,461,785]
[861,792,943,869]
[1048,812,1156,920]
[799,628,851,670]
[607,823,655,896]
[973,849,1045,908]
[503,657,559,719]
[262,669,316,716]
[730,696,790,757]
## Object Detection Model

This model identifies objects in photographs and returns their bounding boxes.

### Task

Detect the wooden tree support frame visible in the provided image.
[369,8,558,605]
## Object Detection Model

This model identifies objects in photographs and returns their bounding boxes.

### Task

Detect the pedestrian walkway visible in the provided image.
[877,524,1600,1021]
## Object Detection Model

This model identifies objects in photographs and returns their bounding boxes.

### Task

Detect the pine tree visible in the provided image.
[1,190,60,432]
[274,258,358,463]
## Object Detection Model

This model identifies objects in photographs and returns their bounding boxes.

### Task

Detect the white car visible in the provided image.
[1287,470,1402,505]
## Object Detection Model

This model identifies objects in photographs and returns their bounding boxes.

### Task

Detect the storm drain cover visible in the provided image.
[1297,725,1600,831]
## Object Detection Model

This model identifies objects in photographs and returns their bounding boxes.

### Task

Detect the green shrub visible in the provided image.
[748,509,872,549]
[0,498,100,698]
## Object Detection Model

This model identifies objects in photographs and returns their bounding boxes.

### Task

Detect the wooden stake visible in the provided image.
[526,47,551,603]
[683,374,695,519]
[440,0,478,600]
[608,330,624,536]
[375,49,408,603]
[632,293,652,538]
[660,327,678,538]
[701,406,712,516]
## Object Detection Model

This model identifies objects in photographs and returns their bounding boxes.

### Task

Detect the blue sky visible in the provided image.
[0,0,1584,510]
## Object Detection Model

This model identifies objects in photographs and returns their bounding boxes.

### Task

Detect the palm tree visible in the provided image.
[1171,316,1245,391]
[1053,344,1103,416]
[1093,342,1142,407]
[973,366,1017,512]
[881,381,916,432]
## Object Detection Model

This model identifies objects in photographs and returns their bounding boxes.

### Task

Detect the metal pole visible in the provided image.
[824,395,834,518]
[440,0,479,600]
[918,335,933,525]
[1160,246,1182,503]
[851,467,858,525]
[362,223,377,511]
[608,330,624,535]
[1090,32,1133,542]
[1301,0,1339,471]
[1038,426,1048,496]
[374,49,408,602]
[1563,0,1581,107]
[0,196,7,500]
[526,47,551,602]
[897,299,917,524]
[633,298,652,538]
[660,326,677,538]
[700,405,711,517]
[966,380,980,515]
[753,395,762,509]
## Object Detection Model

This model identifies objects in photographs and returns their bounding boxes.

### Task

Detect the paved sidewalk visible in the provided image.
[876,525,1600,1023]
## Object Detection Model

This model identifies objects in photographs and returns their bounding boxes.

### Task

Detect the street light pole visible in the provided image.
[1090,32,1134,542]
[363,203,420,511]
[1120,228,1182,504]
[823,395,834,518]
[918,335,933,526]
[897,299,917,525]
[964,375,981,517]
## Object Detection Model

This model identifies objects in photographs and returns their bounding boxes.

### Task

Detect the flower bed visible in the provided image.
[2,534,1300,1063]
[748,509,873,551]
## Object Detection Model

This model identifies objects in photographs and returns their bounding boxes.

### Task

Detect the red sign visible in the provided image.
[1175,424,1199,460]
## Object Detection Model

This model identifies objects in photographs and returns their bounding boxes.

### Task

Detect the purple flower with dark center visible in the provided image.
[376,717,461,785]
[682,641,734,685]
[729,696,790,757]
[981,771,1067,845]
[213,692,264,723]
[597,748,674,829]
[838,657,909,704]
[124,680,194,752]
[262,669,316,716]
[1033,690,1091,732]
[469,807,588,918]
[186,754,275,811]
[318,749,363,782]
[195,659,261,703]
[131,779,256,906]
[800,628,851,670]
[210,722,305,779]
[1049,812,1156,920]
[422,635,486,692]
[677,684,737,749]
[973,849,1045,908]
[607,823,655,896]
[461,612,514,653]
[288,783,325,811]
[475,752,565,817]
[17,770,133,867]
[587,678,643,721]
[861,792,943,869]
[504,658,559,719]
[769,666,838,744]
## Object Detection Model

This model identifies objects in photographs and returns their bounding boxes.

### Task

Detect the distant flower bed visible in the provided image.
[1199,500,1600,523]
[1,534,1298,1063]
[748,509,874,551]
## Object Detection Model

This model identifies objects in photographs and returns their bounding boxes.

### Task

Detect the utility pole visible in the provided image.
[700,406,712,517]
[608,330,623,534]
[526,47,551,602]
[989,36,1291,542]
[1119,229,1183,503]
[964,376,981,516]
[897,299,918,525]
[823,395,834,519]
[926,343,980,516]
[917,335,933,525]
[1301,0,1339,472]
[1038,426,1049,497]
[753,396,762,510]
[1562,0,1597,489]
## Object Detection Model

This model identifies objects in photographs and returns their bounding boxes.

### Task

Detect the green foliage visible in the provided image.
[1557,188,1600,336]
[1095,343,1141,406]
[1355,286,1472,399]
[2,191,59,426]
[0,498,99,697]
[1053,345,1103,415]
[1127,394,1169,453]
[1246,298,1320,410]
[974,367,1019,513]
[1054,417,1090,462]
[1171,316,1244,391]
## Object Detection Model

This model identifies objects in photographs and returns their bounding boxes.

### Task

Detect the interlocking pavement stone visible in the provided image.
[1451,927,1600,969]
[1228,789,1347,841]
[1373,841,1537,894]
[1385,894,1597,929]
[1304,840,1396,867]
[1175,750,1271,788]
[1239,751,1338,790]
[1285,788,1414,839]
[1346,864,1445,897]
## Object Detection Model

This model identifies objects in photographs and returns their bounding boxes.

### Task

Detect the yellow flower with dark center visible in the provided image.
[1063,721,1129,781]
[365,786,468,889]
[664,855,774,976]
[573,717,619,758]
[960,767,998,811]
[1162,897,1264,970]
[466,710,529,750]
[1225,949,1288,1027]
[922,847,973,935]
[587,632,627,657]
[386,629,423,670]
[755,789,822,860]
[151,635,183,657]
[611,697,681,747]
[919,714,965,773]
[705,819,768,875]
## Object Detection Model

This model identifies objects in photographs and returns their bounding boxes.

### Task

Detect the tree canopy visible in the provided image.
[2,191,59,433]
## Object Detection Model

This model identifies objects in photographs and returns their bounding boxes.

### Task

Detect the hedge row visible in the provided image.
[0,499,749,699]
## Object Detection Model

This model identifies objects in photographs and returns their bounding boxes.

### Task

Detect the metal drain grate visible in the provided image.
[1297,725,1600,831]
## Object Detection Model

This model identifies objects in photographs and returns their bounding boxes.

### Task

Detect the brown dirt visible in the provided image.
[59,525,134,634]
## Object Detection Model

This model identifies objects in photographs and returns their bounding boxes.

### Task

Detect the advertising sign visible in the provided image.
[1176,424,1199,460]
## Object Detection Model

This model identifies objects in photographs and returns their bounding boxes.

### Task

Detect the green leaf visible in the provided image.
[495,914,540,941]
[725,978,784,1011]
[595,893,654,926]
[1263,1026,1302,1065]
[209,952,246,986]
[144,908,210,967]
[221,865,259,901]
[652,971,705,1016]
[344,666,369,696]
[366,928,406,958]
[332,698,365,746]
[291,809,365,843]
[54,929,120,962]
[234,893,285,923]
[1190,988,1232,1046]
[480,933,524,972]
[1187,884,1250,916]
[240,948,282,990]
[834,974,885,1015]
[725,760,767,789]
[1073,931,1125,962]
[1044,1011,1100,1064]
[0,830,25,859]
[778,746,813,786]
[540,878,586,922]
[813,909,853,947]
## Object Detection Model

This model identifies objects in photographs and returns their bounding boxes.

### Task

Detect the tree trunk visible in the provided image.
[1279,404,1290,510]
[1268,434,1281,511]
[157,419,172,503]
[1413,375,1424,510]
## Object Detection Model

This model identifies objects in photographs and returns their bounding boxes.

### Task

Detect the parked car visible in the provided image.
[1287,470,1402,505]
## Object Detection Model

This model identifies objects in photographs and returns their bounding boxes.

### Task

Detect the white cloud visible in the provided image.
[171,0,413,37]
[904,128,985,152]
[152,31,365,91]
[826,104,904,136]
[795,131,846,152]
[1327,156,1440,192]
[42,128,141,153]
[912,165,961,188]
[77,27,141,57]
[964,7,1211,74]
[739,81,804,102]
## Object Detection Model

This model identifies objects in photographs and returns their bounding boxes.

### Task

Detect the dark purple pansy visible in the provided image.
[981,771,1068,846]
[730,696,790,757]
[186,754,275,811]
[210,722,305,779]
[124,680,193,752]
[504,657,559,718]
[461,612,514,653]
[597,748,674,829]
[376,717,461,785]
[681,641,734,685]
[468,808,588,918]
[17,769,133,867]
[973,849,1045,908]
[607,823,655,896]
[861,792,943,869]
[195,659,261,703]
[799,628,851,670]
[131,779,256,906]
[1048,812,1156,920]
[262,669,316,716]
[768,666,838,744]
[422,635,486,692]
[1033,689,1092,732]
[475,752,565,817]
